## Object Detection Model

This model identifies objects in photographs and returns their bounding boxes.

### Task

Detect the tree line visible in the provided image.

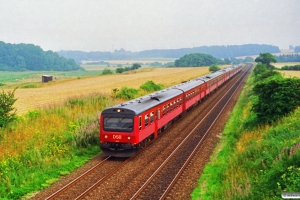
[0,41,84,71]
[275,54,300,62]
[251,53,300,124]
[58,44,280,63]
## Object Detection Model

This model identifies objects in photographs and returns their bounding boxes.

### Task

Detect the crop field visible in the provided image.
[6,67,211,115]
[280,71,300,78]
[272,62,300,78]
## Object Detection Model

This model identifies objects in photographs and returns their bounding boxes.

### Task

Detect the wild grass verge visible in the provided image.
[191,72,300,199]
[0,93,121,199]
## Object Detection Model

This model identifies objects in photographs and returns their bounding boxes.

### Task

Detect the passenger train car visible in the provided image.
[100,65,242,157]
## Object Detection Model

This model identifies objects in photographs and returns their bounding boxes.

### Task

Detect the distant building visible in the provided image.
[42,75,53,83]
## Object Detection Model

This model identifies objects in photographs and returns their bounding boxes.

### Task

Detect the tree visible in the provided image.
[209,64,221,72]
[0,88,17,128]
[102,68,113,75]
[243,57,254,63]
[174,53,218,67]
[132,63,142,70]
[295,46,300,53]
[255,53,277,69]
[116,68,124,73]
[252,77,300,124]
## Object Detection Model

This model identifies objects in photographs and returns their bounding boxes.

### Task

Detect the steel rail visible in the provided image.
[159,64,251,199]
[45,156,111,200]
[130,65,251,199]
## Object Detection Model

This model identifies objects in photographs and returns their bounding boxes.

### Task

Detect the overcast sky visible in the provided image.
[1,0,299,52]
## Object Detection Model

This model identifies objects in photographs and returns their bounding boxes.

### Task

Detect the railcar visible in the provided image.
[100,65,242,157]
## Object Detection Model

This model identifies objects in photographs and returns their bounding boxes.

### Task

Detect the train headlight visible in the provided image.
[127,136,131,140]
[104,135,108,139]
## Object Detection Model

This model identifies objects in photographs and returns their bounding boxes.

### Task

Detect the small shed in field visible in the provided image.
[42,75,53,83]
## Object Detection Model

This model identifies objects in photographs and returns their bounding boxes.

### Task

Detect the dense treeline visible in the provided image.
[275,54,300,62]
[58,44,280,62]
[0,41,84,71]
[281,64,300,70]
[174,53,219,67]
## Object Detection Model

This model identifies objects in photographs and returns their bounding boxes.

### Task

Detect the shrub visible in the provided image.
[102,68,113,75]
[252,76,300,124]
[115,87,139,100]
[0,88,17,128]
[140,80,163,92]
[209,64,221,72]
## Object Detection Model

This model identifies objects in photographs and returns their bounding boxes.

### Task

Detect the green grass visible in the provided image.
[0,93,122,199]
[191,72,300,199]
[0,68,104,86]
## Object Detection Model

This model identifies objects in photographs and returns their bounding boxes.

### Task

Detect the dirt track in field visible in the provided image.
[13,68,209,115]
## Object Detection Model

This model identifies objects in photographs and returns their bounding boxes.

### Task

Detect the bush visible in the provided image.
[102,68,113,75]
[252,76,300,124]
[115,87,139,100]
[209,64,221,72]
[140,81,163,92]
[0,88,17,128]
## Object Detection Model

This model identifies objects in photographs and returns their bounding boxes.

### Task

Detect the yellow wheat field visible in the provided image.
[280,71,300,78]
[12,67,211,115]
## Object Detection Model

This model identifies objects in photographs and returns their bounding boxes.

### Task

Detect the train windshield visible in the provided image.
[103,114,134,132]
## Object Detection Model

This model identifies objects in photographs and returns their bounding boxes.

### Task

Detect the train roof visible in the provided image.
[102,65,237,115]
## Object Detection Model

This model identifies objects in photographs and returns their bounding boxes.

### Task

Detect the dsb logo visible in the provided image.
[113,135,122,140]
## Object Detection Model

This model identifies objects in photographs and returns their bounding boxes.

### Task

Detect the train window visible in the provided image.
[170,102,173,111]
[167,103,170,113]
[163,106,166,116]
[174,100,177,108]
[157,109,161,119]
[139,116,142,130]
[150,112,154,124]
[103,114,134,132]
[145,115,149,127]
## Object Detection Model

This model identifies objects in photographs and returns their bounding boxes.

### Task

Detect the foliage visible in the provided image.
[255,52,277,69]
[243,56,254,62]
[209,64,221,72]
[0,93,116,199]
[252,76,300,124]
[140,80,163,92]
[174,53,219,67]
[116,67,124,73]
[276,54,300,62]
[281,64,300,71]
[0,41,84,71]
[115,87,139,100]
[131,63,142,70]
[191,71,300,200]
[253,63,267,77]
[58,44,280,63]
[0,88,17,128]
[101,68,113,75]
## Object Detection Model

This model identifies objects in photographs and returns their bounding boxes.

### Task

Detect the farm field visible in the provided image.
[7,67,211,115]
[273,62,300,78]
[281,71,300,78]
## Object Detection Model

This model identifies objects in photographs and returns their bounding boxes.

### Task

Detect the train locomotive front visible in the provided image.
[100,107,139,157]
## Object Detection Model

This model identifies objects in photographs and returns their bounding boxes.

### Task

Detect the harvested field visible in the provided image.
[281,70,300,78]
[12,67,210,115]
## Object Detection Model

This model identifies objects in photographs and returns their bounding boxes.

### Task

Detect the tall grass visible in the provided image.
[191,72,300,199]
[0,93,121,199]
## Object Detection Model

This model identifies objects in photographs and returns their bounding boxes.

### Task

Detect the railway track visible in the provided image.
[31,64,252,200]
[130,64,252,199]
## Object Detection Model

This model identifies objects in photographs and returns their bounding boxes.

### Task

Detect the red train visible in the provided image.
[100,65,242,157]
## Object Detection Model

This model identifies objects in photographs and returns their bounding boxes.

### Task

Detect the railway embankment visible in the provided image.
[191,65,300,199]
